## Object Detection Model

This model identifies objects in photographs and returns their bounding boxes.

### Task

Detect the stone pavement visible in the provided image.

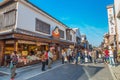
[0,60,114,80]
[108,63,120,80]
[27,63,113,80]
[0,60,63,80]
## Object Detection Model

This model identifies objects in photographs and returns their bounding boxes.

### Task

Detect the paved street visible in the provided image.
[27,63,113,80]
[108,63,120,80]
[0,61,113,80]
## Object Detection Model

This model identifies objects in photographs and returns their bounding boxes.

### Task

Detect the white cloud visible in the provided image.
[59,17,71,21]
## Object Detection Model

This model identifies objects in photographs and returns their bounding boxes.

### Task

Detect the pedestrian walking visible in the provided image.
[72,50,77,64]
[62,49,68,63]
[84,50,88,63]
[92,50,97,64]
[104,48,109,64]
[67,48,70,63]
[10,51,18,80]
[101,51,105,63]
[109,48,115,67]
[48,47,54,69]
[80,51,85,64]
[88,51,92,62]
[61,49,65,64]
[41,52,46,71]
[69,49,73,63]
[75,50,80,64]
[44,50,48,65]
[113,49,118,64]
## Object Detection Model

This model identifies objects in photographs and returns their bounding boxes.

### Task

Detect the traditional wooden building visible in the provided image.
[0,0,76,66]
[114,0,120,51]
[72,28,81,48]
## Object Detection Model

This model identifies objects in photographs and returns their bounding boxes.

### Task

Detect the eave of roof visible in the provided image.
[106,4,114,9]
[0,0,16,7]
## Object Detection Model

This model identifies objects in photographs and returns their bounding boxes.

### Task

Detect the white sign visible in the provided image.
[107,6,116,35]
[5,40,14,44]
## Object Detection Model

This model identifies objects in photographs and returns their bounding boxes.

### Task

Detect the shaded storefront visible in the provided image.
[0,32,51,67]
[0,29,74,67]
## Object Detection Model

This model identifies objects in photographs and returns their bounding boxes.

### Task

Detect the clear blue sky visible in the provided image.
[0,0,114,46]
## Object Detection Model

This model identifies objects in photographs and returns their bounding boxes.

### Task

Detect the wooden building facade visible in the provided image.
[0,0,76,66]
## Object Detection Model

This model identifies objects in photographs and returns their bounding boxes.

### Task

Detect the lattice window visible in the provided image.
[36,18,50,34]
[59,29,64,38]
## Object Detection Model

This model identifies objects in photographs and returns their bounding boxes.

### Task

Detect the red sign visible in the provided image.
[52,27,60,38]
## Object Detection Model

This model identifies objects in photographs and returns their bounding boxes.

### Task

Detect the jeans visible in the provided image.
[42,62,46,71]
[62,56,64,64]
[75,57,78,64]
[109,57,115,66]
[68,55,73,63]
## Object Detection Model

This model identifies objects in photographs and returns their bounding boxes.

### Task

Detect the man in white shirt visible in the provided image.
[109,48,115,67]
[48,47,54,68]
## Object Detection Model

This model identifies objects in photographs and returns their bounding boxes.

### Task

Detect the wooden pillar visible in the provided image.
[14,40,18,52]
[0,40,5,66]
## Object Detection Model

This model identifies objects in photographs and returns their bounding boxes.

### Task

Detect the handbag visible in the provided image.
[78,57,81,62]
[64,57,68,62]
[10,62,13,69]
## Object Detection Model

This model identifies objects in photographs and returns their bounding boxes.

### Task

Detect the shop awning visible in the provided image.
[13,33,52,43]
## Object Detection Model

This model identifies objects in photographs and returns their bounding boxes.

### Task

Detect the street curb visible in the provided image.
[108,65,117,80]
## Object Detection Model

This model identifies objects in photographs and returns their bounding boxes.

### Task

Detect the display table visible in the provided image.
[16,60,41,68]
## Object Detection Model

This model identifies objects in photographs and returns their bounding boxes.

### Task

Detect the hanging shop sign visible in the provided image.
[5,47,14,51]
[18,40,36,44]
[107,6,116,35]
[5,51,11,54]
[5,40,15,44]
[52,26,60,38]
[36,42,48,46]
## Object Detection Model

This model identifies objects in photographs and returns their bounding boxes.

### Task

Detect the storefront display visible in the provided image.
[2,40,50,67]
[22,51,28,56]
[0,35,72,67]
[5,40,14,51]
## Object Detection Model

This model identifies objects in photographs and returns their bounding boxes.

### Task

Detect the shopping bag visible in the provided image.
[64,57,68,62]
[10,62,13,69]
[73,59,76,64]
[78,57,80,62]
[85,57,88,62]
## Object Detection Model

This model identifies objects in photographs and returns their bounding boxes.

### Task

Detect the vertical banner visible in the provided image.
[107,5,116,35]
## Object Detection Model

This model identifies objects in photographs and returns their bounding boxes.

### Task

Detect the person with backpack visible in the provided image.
[10,51,18,80]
